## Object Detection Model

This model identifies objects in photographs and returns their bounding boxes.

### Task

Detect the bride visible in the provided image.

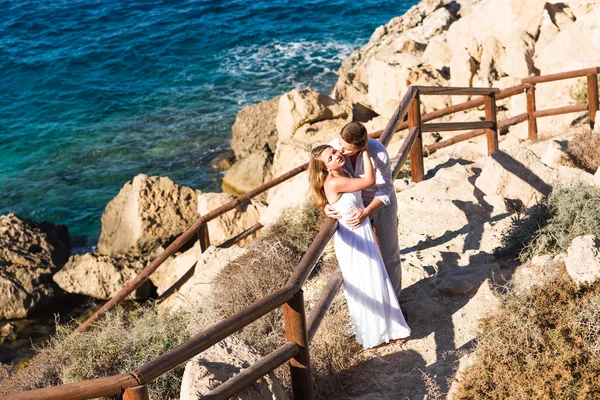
[308,141,410,349]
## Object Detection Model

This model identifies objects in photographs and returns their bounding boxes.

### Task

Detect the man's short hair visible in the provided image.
[340,121,368,147]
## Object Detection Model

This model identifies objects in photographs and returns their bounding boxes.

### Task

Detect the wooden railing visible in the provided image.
[4,67,599,400]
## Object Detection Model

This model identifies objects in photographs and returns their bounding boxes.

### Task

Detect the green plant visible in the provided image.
[496,184,600,262]
[570,76,600,105]
[494,201,551,261]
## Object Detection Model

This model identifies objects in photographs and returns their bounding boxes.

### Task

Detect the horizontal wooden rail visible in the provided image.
[77,164,307,333]
[307,270,344,342]
[415,86,500,96]
[203,342,300,400]
[0,374,139,400]
[217,222,264,249]
[133,284,297,383]
[422,121,496,132]
[286,218,339,288]
[423,113,528,154]
[533,103,588,118]
[522,67,600,84]
[370,83,530,140]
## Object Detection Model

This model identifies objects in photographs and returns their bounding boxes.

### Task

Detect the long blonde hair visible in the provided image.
[307,145,331,208]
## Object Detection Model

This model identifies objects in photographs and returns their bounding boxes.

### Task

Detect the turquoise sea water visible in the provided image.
[0,0,417,246]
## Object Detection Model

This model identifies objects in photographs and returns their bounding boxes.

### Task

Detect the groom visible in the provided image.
[326,121,402,297]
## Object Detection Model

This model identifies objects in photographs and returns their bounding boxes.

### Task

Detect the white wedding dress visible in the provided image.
[331,191,411,348]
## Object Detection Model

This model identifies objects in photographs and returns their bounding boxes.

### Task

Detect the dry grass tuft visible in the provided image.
[567,131,600,173]
[453,270,600,399]
[0,305,211,399]
[212,203,324,354]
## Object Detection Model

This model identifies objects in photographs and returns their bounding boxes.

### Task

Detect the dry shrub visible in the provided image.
[453,270,600,399]
[0,305,210,399]
[496,184,600,262]
[308,258,366,399]
[567,131,600,173]
[212,203,324,353]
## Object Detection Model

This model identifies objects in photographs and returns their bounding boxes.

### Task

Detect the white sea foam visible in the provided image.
[217,39,361,97]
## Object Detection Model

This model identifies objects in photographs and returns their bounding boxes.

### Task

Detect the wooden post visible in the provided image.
[526,85,538,140]
[484,93,498,155]
[198,222,210,253]
[408,93,424,183]
[587,73,599,129]
[123,385,150,400]
[283,290,313,400]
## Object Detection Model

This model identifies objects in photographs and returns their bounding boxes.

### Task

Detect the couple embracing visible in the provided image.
[308,121,410,349]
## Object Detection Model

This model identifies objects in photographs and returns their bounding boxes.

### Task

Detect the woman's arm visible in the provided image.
[327,142,375,194]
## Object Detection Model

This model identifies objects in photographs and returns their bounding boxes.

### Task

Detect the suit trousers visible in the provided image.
[368,196,402,297]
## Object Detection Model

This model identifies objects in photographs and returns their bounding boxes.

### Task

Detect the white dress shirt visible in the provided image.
[328,138,395,207]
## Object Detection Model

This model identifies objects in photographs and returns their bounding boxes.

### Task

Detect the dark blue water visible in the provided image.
[0,0,416,245]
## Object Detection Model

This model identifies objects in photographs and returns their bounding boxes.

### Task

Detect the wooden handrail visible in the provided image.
[423,113,528,155]
[307,270,344,342]
[391,127,420,179]
[286,218,339,288]
[133,284,298,383]
[0,374,139,400]
[203,342,300,399]
[379,86,417,146]
[522,67,600,84]
[370,83,531,140]
[422,121,496,132]
[533,103,588,118]
[415,86,500,96]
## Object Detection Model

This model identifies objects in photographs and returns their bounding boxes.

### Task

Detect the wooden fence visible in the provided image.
[3,67,598,400]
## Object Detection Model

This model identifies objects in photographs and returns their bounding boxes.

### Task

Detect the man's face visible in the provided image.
[338,138,362,156]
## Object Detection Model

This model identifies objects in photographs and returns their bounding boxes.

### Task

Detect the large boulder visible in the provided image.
[534,5,600,75]
[196,192,265,245]
[332,0,473,116]
[98,174,200,257]
[276,88,347,142]
[565,235,600,287]
[445,0,546,87]
[0,213,69,319]
[52,252,150,300]
[179,335,287,400]
[222,150,272,196]
[230,96,280,160]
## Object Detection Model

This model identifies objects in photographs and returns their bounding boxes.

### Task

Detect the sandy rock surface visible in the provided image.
[158,245,246,312]
[180,335,287,400]
[566,235,600,287]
